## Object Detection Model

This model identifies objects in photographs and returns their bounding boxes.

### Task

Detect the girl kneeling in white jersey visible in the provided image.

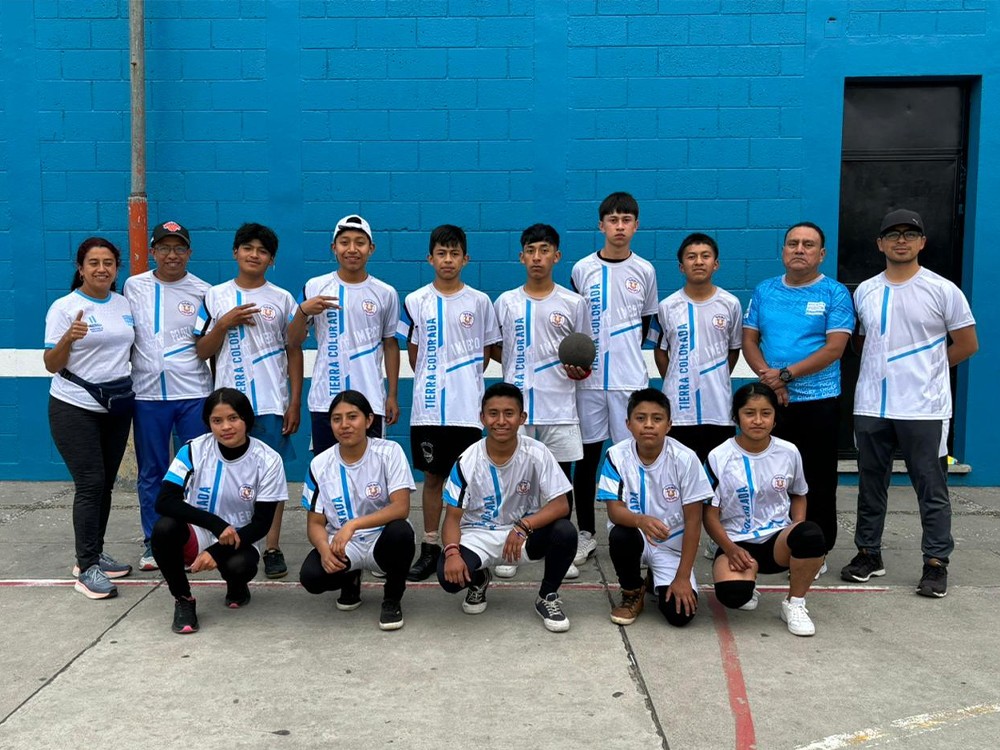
[704,383,826,637]
[299,390,416,631]
[152,388,288,634]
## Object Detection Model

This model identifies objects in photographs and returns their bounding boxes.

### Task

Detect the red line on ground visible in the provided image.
[708,593,757,750]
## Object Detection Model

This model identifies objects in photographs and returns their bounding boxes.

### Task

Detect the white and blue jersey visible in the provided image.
[597,437,713,554]
[299,271,399,416]
[656,288,742,426]
[854,267,974,420]
[706,436,807,544]
[743,274,854,402]
[444,436,572,531]
[401,284,501,428]
[194,280,297,417]
[44,290,135,412]
[570,252,658,392]
[163,433,288,553]
[124,270,213,401]
[301,437,415,543]
[494,284,587,426]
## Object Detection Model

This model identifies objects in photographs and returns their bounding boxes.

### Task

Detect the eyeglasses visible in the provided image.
[152,244,191,255]
[881,230,922,242]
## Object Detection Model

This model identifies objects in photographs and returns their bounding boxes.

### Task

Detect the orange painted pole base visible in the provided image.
[128,194,149,276]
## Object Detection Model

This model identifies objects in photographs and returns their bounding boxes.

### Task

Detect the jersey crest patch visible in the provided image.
[177,300,197,317]
[771,475,787,492]
[259,305,277,322]
[624,277,642,295]
[712,314,727,330]
[516,480,531,495]
[362,299,379,316]
[662,485,680,501]
[549,311,566,328]
[365,482,383,500]
[459,311,475,328]
[239,484,256,502]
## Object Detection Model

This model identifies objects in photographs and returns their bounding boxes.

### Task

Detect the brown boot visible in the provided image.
[611,582,646,625]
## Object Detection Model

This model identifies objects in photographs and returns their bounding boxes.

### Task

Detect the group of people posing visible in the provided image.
[44,192,978,638]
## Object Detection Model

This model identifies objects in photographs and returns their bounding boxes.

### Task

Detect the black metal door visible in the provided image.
[836,81,970,457]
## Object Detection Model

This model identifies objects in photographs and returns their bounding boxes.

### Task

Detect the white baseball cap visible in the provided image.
[333,215,372,242]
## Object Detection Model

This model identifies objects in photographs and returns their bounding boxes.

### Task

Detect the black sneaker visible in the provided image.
[263,548,288,579]
[379,599,404,631]
[840,551,886,582]
[171,596,199,634]
[406,542,441,582]
[462,569,491,614]
[337,570,363,611]
[916,559,948,598]
[225,583,252,609]
[535,592,570,632]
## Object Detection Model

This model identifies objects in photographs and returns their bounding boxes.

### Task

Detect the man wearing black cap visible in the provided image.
[123,221,213,571]
[842,209,978,597]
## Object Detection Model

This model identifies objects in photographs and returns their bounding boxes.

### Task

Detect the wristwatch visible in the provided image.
[778,367,794,383]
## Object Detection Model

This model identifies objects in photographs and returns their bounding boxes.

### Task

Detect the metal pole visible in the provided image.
[128,0,147,275]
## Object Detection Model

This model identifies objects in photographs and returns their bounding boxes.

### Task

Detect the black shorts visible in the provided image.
[669,424,736,465]
[410,425,482,477]
[714,531,787,575]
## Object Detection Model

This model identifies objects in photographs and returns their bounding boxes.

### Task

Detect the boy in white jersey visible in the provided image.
[437,383,578,632]
[288,214,400,455]
[194,223,303,580]
[124,221,212,571]
[571,192,658,568]
[401,225,501,582]
[654,233,742,463]
[599,388,712,627]
[492,223,588,579]
[842,209,978,598]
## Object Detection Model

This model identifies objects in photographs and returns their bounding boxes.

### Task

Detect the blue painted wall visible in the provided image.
[1,0,997,483]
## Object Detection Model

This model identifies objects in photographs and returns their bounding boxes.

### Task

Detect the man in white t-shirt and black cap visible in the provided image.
[842,209,978,598]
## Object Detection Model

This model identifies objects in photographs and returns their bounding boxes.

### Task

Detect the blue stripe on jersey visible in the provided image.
[209,460,224,514]
[440,387,446,425]
[528,389,534,424]
[638,468,647,514]
[610,322,642,337]
[339,465,355,520]
[159,372,168,400]
[252,348,284,365]
[489,464,503,516]
[880,378,887,419]
[525,300,533,348]
[750,520,787,539]
[695,391,703,424]
[250,380,258,412]
[880,286,890,335]
[164,470,186,486]
[886,335,947,363]
[164,343,196,358]
[236,290,245,340]
[154,282,162,335]
[596,459,621,502]
[666,527,685,541]
[349,343,381,360]
[743,456,755,499]
[687,302,696,353]
[699,359,727,376]
[445,355,483,373]
[534,358,561,373]
[601,266,608,312]
[437,295,444,350]
[338,285,346,336]
[300,472,317,510]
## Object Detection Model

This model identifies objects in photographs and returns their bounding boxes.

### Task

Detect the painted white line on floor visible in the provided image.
[795,703,1000,749]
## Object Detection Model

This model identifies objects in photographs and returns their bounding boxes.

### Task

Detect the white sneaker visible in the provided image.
[564,563,580,580]
[138,543,158,572]
[574,531,597,566]
[494,564,517,579]
[738,589,760,611]
[703,539,719,560]
[780,598,816,637]
[814,561,828,581]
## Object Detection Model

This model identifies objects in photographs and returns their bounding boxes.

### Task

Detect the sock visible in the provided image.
[788,596,806,607]
[423,531,439,545]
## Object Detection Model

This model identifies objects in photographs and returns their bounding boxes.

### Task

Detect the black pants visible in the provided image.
[437,518,577,598]
[49,396,132,570]
[299,519,414,601]
[607,525,696,627]
[771,397,839,552]
[151,516,259,600]
[669,424,736,465]
[573,441,606,535]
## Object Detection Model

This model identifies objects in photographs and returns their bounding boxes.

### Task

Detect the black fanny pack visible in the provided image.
[60,369,135,417]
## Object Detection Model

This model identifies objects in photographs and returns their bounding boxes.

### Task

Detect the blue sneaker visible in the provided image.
[73,552,132,580]
[74,564,118,600]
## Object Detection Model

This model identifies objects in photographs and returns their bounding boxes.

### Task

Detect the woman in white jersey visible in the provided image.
[704,383,826,636]
[44,238,136,601]
[151,388,288,634]
[299,390,416,630]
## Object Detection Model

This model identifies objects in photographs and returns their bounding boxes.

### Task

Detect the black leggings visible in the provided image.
[49,397,132,571]
[151,516,259,600]
[608,525,697,627]
[299,519,414,602]
[437,518,577,598]
[572,441,605,535]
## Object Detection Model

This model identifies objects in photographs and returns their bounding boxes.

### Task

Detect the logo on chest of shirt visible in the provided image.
[239,484,256,502]
[177,300,197,317]
[516,480,531,495]
[87,315,104,333]
[662,485,680,502]
[362,299,379,316]
[122,315,134,327]
[712,314,728,330]
[259,305,277,322]
[549,311,566,328]
[805,301,827,316]
[459,311,476,328]
[624,277,643,295]
[771,475,788,492]
[365,482,383,500]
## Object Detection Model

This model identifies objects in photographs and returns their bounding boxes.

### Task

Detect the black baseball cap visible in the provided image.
[879,209,924,236]
[150,221,191,247]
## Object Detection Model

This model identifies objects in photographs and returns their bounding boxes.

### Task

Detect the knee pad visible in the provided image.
[714,580,756,610]
[787,521,826,559]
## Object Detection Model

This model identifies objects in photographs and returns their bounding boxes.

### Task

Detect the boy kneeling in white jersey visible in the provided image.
[437,382,577,632]
[600,388,713,627]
